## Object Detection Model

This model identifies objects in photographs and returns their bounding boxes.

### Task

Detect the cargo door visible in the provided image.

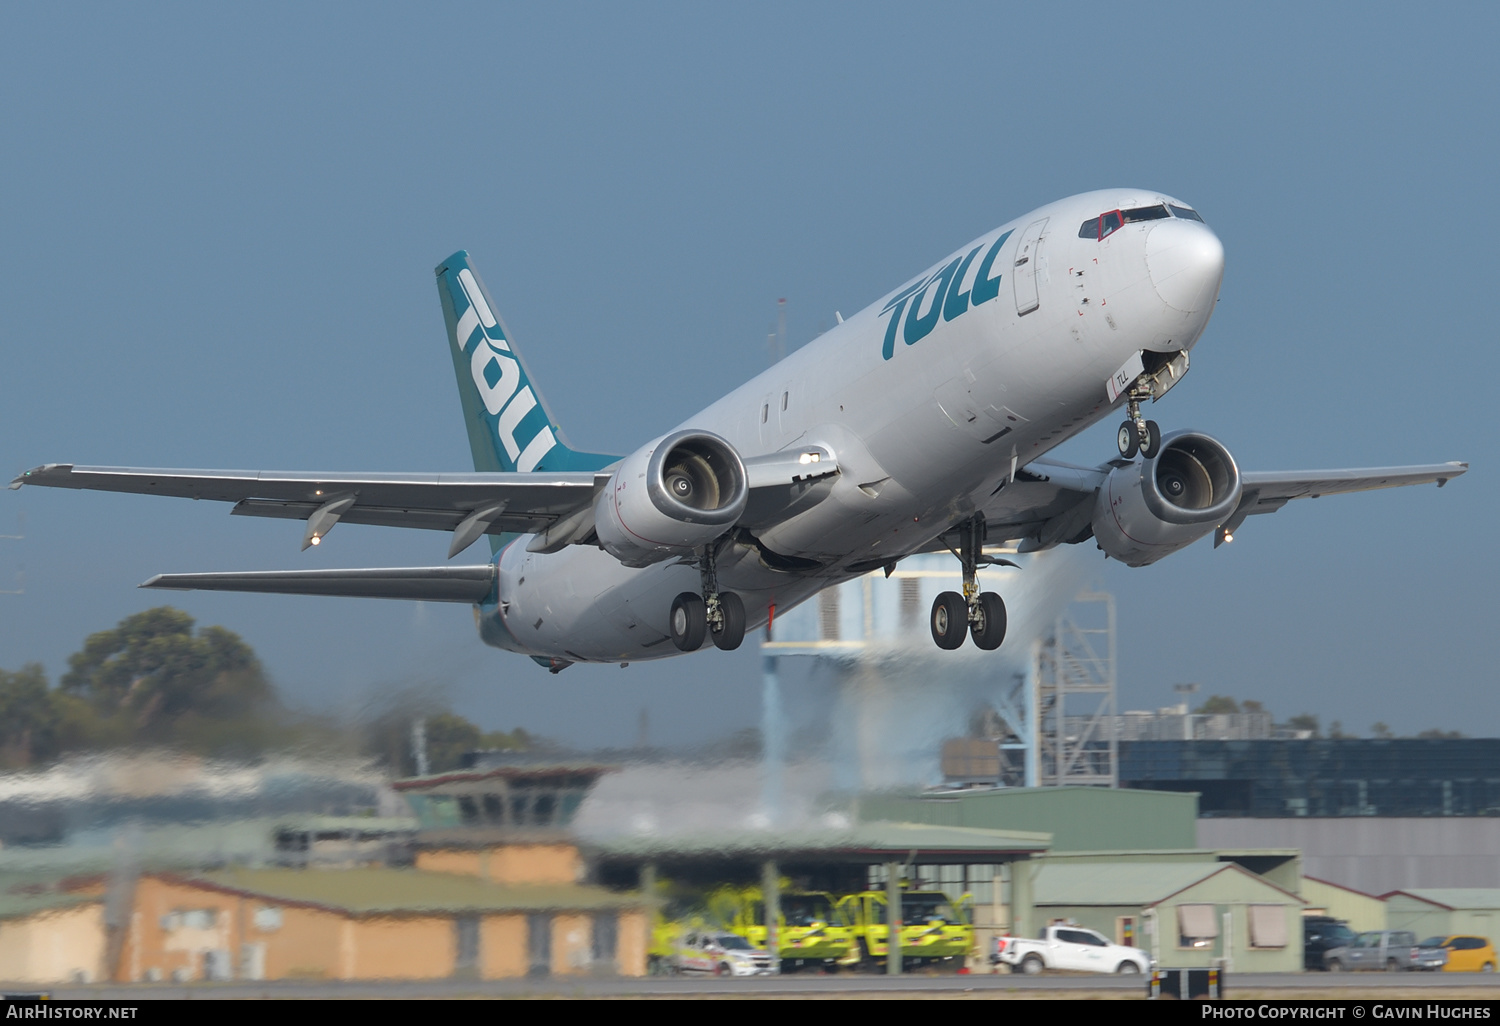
[1012,218,1049,316]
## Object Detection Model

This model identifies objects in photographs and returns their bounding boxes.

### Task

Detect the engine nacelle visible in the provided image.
[1092,431,1242,567]
[594,430,748,568]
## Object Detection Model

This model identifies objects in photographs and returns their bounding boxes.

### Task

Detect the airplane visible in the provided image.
[11,190,1468,673]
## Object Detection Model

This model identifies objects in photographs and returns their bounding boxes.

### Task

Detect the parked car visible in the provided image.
[1303,916,1357,972]
[1418,936,1498,973]
[993,925,1151,975]
[673,930,779,976]
[1324,930,1445,972]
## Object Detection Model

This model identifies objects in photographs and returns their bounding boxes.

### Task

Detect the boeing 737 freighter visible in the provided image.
[11,190,1467,671]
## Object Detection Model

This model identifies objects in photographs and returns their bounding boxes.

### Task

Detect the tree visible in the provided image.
[1287,714,1320,738]
[59,607,275,750]
[1241,700,1266,715]
[1195,695,1240,715]
[1417,728,1465,739]
[363,699,535,777]
[1371,722,1394,739]
[0,663,59,768]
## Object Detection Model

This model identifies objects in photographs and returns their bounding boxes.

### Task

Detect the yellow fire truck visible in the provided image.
[836,889,973,970]
[707,886,856,972]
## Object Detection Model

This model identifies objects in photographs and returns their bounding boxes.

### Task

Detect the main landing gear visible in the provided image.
[930,514,1014,652]
[1116,373,1162,460]
[670,541,746,652]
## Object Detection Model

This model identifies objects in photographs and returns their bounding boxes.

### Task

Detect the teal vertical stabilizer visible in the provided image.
[435,251,617,556]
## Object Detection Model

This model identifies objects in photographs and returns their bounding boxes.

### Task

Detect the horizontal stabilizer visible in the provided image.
[140,565,496,603]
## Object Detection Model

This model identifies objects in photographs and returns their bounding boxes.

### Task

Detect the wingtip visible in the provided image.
[1437,462,1470,488]
[9,465,42,489]
[9,464,72,488]
[139,574,167,589]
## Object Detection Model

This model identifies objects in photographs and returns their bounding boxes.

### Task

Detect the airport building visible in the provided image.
[1117,738,1500,894]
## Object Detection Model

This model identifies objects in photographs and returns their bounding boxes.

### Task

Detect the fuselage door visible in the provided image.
[1013,218,1049,316]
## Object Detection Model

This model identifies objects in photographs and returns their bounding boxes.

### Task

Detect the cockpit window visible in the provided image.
[1081,205,1171,240]
[1169,204,1205,222]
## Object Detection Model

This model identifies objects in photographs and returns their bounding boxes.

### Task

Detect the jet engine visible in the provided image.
[1092,431,1242,567]
[594,430,749,567]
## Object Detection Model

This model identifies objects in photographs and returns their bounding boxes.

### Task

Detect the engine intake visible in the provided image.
[1092,431,1242,567]
[595,430,748,567]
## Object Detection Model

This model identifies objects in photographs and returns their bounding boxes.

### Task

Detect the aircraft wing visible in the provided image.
[1218,462,1468,545]
[9,463,604,555]
[962,457,1468,552]
[10,451,842,558]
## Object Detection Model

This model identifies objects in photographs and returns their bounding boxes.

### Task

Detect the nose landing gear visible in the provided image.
[930,514,1014,651]
[1116,374,1162,459]
[670,541,747,652]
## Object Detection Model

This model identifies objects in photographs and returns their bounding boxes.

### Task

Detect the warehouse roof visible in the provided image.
[1383,888,1500,910]
[172,867,648,916]
[1032,860,1303,906]
[0,873,102,921]
[592,820,1051,863]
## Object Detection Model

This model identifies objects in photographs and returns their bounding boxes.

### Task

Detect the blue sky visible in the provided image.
[2,3,1494,746]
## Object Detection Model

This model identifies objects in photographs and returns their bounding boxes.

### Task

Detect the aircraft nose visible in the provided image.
[1145,219,1224,314]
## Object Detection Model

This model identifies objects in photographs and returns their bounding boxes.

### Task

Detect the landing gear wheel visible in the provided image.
[710,591,746,651]
[970,592,1007,651]
[930,591,969,650]
[669,592,707,651]
[1139,420,1162,459]
[1116,421,1140,459]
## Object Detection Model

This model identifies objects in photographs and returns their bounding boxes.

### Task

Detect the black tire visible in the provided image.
[1020,954,1044,975]
[670,592,707,651]
[970,592,1007,651]
[1117,421,1139,459]
[710,591,746,651]
[1482,963,1495,973]
[1327,959,1344,972]
[1386,958,1399,973]
[718,962,731,977]
[930,591,968,650]
[1140,420,1162,458]
[1116,961,1141,974]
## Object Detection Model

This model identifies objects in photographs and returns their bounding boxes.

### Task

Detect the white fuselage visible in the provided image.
[484,190,1225,663]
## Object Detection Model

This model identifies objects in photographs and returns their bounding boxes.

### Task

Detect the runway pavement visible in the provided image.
[8,971,1500,1000]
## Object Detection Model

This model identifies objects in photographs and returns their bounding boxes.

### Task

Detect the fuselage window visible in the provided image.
[1169,204,1205,222]
[781,391,789,411]
[1078,217,1100,239]
[1122,204,1170,223]
[1099,210,1123,239]
[761,403,769,424]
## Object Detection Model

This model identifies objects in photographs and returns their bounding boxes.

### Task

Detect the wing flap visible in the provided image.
[230,498,554,535]
[140,565,496,603]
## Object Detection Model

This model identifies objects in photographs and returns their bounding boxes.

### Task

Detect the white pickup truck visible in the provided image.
[994,926,1152,975]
